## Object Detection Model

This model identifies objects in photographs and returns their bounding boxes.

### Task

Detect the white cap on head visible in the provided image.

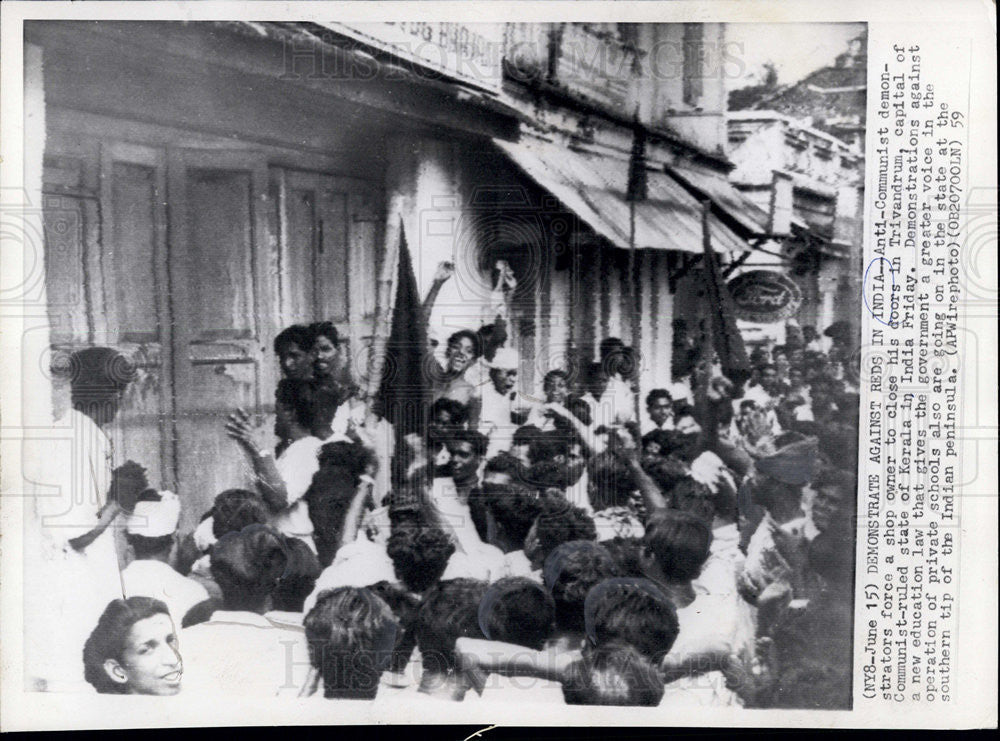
[488,347,520,370]
[125,490,181,537]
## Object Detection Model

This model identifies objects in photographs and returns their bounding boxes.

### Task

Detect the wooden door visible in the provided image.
[168,149,274,531]
[98,143,173,491]
[271,168,382,389]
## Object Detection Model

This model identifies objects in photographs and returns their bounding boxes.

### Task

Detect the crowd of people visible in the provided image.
[28,266,861,709]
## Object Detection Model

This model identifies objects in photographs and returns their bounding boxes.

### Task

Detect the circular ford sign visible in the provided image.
[726,270,803,324]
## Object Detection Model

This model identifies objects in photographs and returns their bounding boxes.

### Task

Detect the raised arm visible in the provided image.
[337,475,376,550]
[422,261,454,326]
[612,428,669,513]
[225,409,288,512]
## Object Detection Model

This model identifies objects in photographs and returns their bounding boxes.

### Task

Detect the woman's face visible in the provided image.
[312,335,339,378]
[446,337,476,374]
[108,613,183,696]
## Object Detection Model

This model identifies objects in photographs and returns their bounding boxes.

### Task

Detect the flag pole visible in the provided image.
[626,106,647,426]
[629,201,641,425]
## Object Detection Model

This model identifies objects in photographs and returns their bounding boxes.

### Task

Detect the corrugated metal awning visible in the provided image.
[667,162,772,238]
[494,137,746,254]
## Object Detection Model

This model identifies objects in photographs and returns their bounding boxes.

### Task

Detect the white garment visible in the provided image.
[564,469,592,515]
[121,559,210,626]
[596,375,637,426]
[479,385,529,460]
[592,506,646,541]
[269,436,322,542]
[741,384,774,409]
[23,409,123,692]
[665,592,749,707]
[303,537,397,614]
[180,611,310,698]
[428,477,482,557]
[641,418,675,436]
[499,550,536,580]
[441,541,507,583]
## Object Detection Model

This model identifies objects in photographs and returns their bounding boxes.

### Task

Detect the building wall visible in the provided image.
[30,22,413,528]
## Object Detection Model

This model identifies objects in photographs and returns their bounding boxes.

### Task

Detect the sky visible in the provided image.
[724,23,866,90]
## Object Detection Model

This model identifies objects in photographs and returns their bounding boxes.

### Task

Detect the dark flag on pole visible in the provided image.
[375,223,430,484]
[701,202,752,387]
[626,110,648,203]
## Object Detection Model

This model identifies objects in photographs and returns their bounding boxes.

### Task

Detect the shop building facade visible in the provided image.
[29,21,772,527]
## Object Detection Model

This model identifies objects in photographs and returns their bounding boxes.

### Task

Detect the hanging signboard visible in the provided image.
[320,22,504,94]
[726,270,803,324]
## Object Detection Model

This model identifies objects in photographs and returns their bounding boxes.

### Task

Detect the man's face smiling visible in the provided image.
[544,374,568,404]
[446,337,476,374]
[106,613,183,696]
[312,335,339,378]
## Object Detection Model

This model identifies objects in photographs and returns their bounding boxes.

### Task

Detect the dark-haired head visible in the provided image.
[368,580,422,674]
[430,397,470,430]
[271,535,321,612]
[642,509,712,583]
[543,541,620,633]
[601,537,646,578]
[524,496,597,571]
[669,476,716,524]
[308,322,341,381]
[587,453,638,511]
[442,430,487,486]
[210,524,289,612]
[562,640,664,706]
[478,577,555,650]
[274,325,315,380]
[83,597,180,695]
[304,587,398,699]
[274,378,319,438]
[211,489,269,539]
[542,369,571,404]
[482,480,541,553]
[584,578,679,662]
[386,522,455,593]
[510,424,544,465]
[415,579,488,680]
[60,347,135,426]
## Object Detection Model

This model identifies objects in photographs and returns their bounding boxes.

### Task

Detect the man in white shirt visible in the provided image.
[594,337,637,426]
[24,347,138,692]
[478,348,532,460]
[226,378,326,552]
[122,489,209,626]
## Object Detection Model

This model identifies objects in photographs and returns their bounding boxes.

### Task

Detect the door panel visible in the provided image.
[271,168,383,389]
[99,142,172,491]
[168,149,272,531]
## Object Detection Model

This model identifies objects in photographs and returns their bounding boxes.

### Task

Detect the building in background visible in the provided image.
[725,31,866,344]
